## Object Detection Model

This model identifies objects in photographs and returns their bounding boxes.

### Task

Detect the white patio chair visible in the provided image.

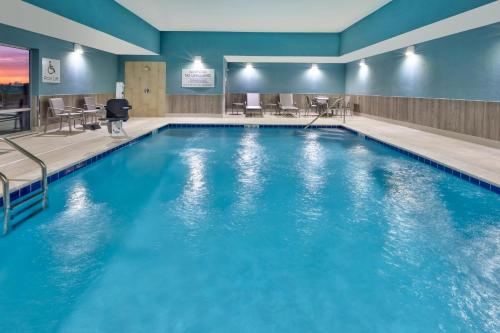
[278,93,300,117]
[244,93,263,117]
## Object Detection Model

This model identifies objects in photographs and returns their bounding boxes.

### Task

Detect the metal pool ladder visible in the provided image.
[1,137,48,235]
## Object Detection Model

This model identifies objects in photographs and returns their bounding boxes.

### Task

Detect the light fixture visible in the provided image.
[311,63,318,70]
[246,63,253,69]
[359,59,367,67]
[194,56,202,64]
[405,45,416,57]
[73,43,84,55]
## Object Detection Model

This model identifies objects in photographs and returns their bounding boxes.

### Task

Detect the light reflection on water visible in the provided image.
[234,130,266,215]
[43,181,111,276]
[300,131,326,195]
[295,131,327,230]
[176,148,211,228]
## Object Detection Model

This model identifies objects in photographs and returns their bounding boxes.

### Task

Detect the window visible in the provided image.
[0,44,30,134]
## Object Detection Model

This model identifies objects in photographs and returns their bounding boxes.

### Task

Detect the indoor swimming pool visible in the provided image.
[0,127,499,332]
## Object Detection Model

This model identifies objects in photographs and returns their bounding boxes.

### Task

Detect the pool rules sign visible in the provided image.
[42,58,60,83]
[182,69,214,88]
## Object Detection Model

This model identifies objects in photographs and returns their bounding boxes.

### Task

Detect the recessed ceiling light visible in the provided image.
[73,43,84,55]
[405,45,416,57]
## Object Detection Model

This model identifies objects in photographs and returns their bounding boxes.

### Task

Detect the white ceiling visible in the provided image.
[116,0,391,32]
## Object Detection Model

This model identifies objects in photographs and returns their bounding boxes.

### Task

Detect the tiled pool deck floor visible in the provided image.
[0,115,499,200]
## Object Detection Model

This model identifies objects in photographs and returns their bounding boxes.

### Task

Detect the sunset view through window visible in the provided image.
[0,44,29,85]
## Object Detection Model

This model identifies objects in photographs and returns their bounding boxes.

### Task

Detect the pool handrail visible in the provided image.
[0,171,9,235]
[305,97,344,129]
[1,137,48,207]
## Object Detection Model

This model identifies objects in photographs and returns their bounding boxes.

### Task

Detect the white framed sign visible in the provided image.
[182,69,214,88]
[42,58,60,83]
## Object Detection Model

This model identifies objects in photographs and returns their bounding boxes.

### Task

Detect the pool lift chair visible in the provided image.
[278,93,301,117]
[100,99,132,137]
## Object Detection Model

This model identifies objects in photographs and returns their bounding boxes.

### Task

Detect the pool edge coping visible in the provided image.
[1,122,498,207]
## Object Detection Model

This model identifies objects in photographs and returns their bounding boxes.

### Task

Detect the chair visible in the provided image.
[344,95,353,116]
[327,97,343,117]
[47,98,84,132]
[83,96,105,125]
[102,99,132,137]
[278,94,300,117]
[306,96,318,116]
[244,93,263,117]
[264,95,279,115]
[230,94,245,115]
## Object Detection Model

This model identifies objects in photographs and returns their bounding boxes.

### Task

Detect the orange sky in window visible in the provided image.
[0,45,29,84]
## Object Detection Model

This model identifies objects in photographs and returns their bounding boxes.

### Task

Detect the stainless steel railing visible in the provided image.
[305,97,344,129]
[1,137,48,207]
[0,137,48,235]
[0,171,10,235]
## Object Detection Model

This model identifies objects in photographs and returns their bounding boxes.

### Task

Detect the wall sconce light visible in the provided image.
[246,63,253,69]
[311,64,319,70]
[194,56,202,64]
[405,45,416,57]
[359,59,367,67]
[73,43,84,55]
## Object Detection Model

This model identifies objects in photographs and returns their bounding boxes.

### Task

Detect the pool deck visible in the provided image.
[0,115,499,198]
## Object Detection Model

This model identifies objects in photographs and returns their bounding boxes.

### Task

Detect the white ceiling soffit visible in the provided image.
[0,0,157,55]
[225,1,500,64]
[116,0,391,33]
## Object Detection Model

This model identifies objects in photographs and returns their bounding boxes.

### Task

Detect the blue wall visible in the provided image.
[345,23,500,101]
[23,0,160,54]
[340,0,495,55]
[0,23,117,95]
[227,63,344,94]
[119,32,341,94]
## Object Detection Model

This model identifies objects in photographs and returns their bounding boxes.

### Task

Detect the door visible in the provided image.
[124,61,166,117]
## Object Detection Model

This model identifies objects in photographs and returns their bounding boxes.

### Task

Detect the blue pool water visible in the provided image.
[0,128,499,332]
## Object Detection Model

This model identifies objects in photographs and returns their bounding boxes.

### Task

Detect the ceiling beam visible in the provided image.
[0,0,157,55]
[225,1,500,64]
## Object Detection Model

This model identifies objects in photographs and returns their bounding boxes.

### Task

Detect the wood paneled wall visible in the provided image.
[124,61,166,117]
[225,93,342,111]
[350,95,500,141]
[166,94,223,115]
[38,93,114,128]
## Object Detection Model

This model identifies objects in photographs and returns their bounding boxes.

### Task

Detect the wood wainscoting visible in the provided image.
[166,94,223,115]
[225,93,342,112]
[350,95,500,141]
[38,93,114,130]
